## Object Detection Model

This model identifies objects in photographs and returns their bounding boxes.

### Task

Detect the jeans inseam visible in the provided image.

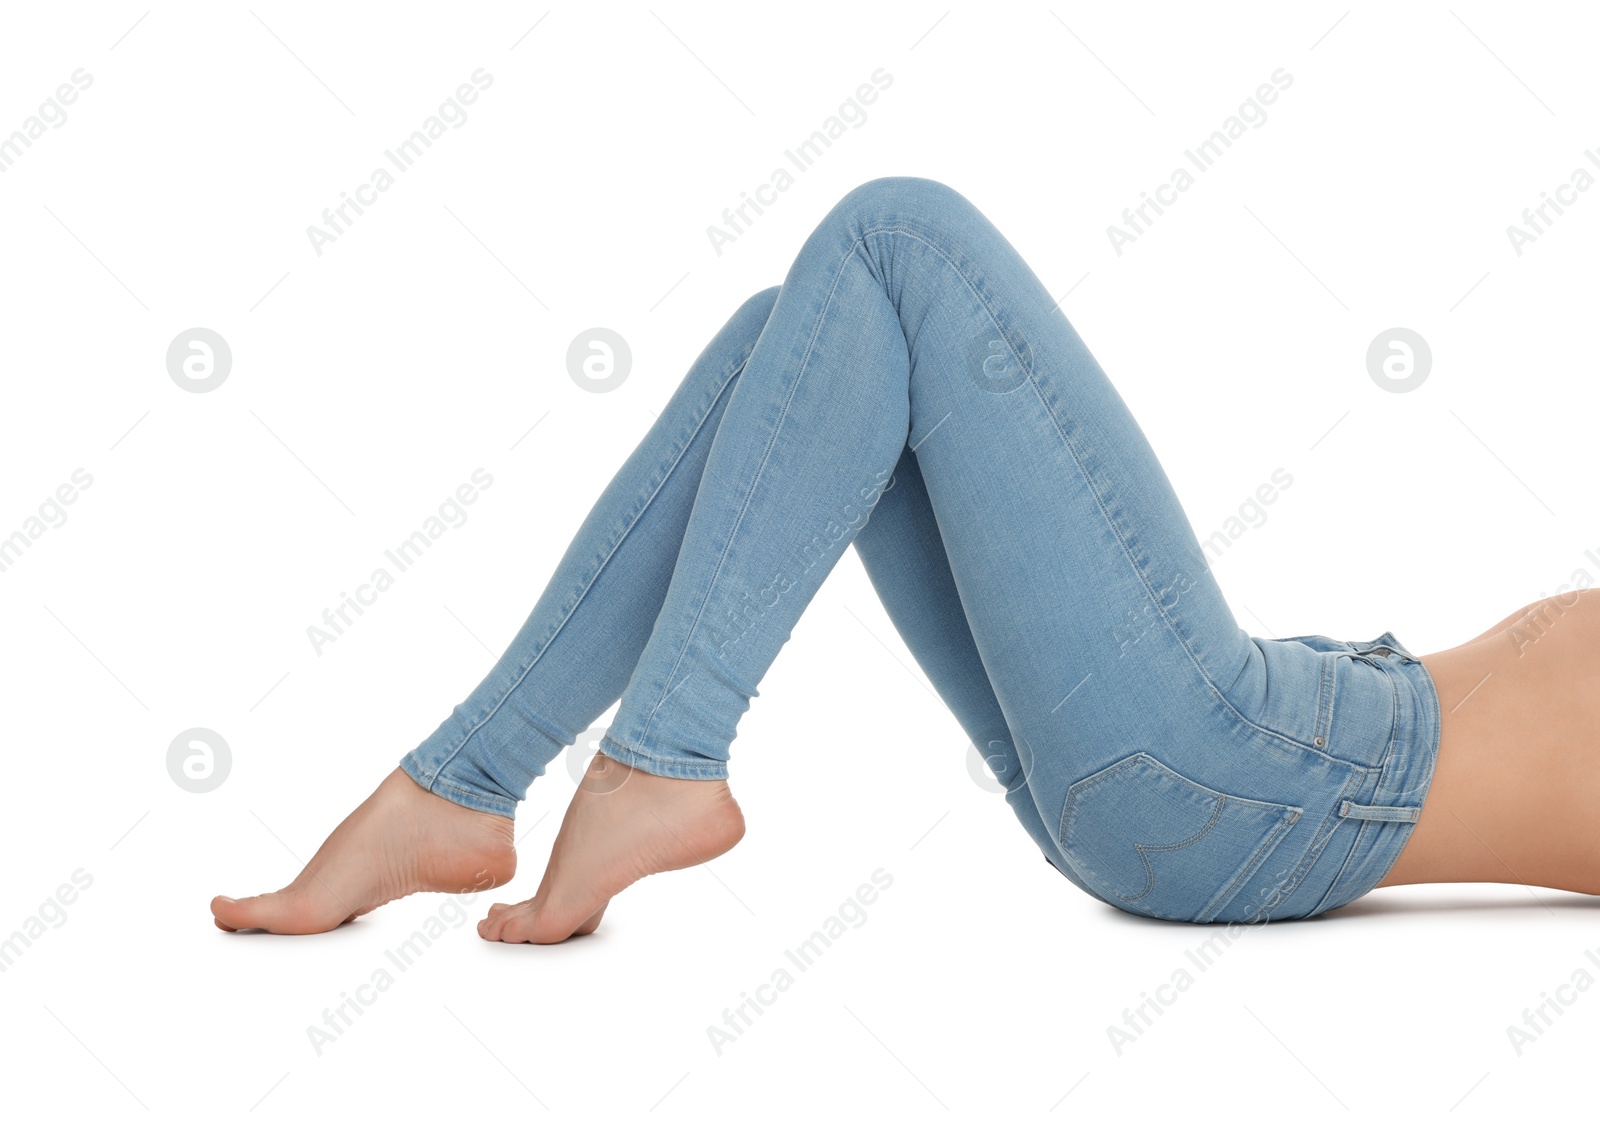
[630,227,901,755]
[416,353,752,799]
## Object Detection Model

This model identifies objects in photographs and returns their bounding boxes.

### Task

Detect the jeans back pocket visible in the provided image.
[1058,753,1302,923]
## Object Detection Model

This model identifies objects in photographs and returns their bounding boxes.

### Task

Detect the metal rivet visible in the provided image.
[1313,736,1326,748]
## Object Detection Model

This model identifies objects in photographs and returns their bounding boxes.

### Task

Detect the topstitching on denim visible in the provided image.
[846,219,1368,773]
[415,351,754,792]
[628,257,869,754]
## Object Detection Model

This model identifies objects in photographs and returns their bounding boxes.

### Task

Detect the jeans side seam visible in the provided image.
[850,220,1356,768]
[1008,302,1343,765]
[635,233,876,750]
[423,355,752,791]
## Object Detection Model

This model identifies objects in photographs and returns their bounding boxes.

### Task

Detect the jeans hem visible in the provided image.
[398,754,519,819]
[600,734,729,780]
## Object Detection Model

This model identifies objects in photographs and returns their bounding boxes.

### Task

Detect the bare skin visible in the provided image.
[210,768,516,934]
[1379,587,1600,894]
[213,591,1598,939]
[478,751,745,944]
[209,754,742,942]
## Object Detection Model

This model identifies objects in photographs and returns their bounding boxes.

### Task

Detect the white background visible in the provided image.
[1,1,1596,1117]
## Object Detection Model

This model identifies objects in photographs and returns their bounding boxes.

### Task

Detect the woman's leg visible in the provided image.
[853,447,1063,861]
[212,286,785,934]
[212,267,1077,936]
[394,288,783,816]
[481,175,1355,943]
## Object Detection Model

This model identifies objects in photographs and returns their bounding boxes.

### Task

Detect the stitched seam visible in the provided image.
[601,732,727,778]
[425,775,515,810]
[426,355,751,783]
[1060,753,1302,919]
[1125,795,1226,904]
[1321,672,1435,912]
[1357,821,1420,899]
[1316,651,1336,744]
[1300,769,1373,916]
[1137,796,1227,853]
[1310,820,1371,917]
[634,242,867,748]
[1200,813,1296,923]
[1308,669,1421,914]
[841,221,1356,764]
[1342,802,1419,822]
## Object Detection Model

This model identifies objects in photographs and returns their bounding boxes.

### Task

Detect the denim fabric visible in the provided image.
[401,176,1441,924]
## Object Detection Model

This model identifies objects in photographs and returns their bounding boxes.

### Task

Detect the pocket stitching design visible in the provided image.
[1123,795,1228,904]
[1059,752,1304,923]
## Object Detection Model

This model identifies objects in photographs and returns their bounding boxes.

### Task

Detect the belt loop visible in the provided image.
[1340,799,1420,823]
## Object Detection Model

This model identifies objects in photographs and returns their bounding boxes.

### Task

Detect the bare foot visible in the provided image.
[477,751,744,944]
[211,767,516,934]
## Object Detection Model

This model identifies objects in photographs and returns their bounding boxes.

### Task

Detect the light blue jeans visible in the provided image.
[401,177,1441,924]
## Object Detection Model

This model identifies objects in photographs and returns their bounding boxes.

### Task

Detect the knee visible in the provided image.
[738,285,782,319]
[829,176,976,230]
[726,284,781,338]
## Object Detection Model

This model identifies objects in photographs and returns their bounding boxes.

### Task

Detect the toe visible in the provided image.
[211,894,265,931]
[495,905,535,944]
[211,889,330,935]
[478,908,507,942]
